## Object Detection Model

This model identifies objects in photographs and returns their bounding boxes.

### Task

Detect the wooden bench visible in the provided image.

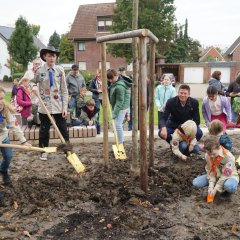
[11,114,97,141]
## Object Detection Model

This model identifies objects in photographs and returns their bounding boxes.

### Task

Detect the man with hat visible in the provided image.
[32,45,69,161]
[66,64,86,118]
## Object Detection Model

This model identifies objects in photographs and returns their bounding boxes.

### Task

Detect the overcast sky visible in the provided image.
[0,0,239,49]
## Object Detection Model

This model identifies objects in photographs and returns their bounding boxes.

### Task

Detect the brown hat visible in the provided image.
[40,45,60,62]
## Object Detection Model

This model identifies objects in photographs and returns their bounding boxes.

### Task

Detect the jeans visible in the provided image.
[179,141,200,154]
[39,113,69,148]
[94,98,102,123]
[115,109,128,144]
[232,109,238,122]
[192,174,238,193]
[0,137,13,172]
[68,96,80,118]
[159,126,203,144]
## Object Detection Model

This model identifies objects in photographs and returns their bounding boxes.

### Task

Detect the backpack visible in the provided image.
[219,134,232,151]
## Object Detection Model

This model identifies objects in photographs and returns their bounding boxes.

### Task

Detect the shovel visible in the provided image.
[108,98,126,160]
[36,94,85,173]
[0,144,57,153]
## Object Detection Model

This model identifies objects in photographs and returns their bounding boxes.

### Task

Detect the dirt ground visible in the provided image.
[1,136,240,240]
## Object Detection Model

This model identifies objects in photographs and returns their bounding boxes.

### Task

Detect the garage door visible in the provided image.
[210,68,230,84]
[184,67,204,83]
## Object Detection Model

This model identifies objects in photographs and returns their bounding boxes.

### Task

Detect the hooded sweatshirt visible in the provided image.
[171,120,198,159]
[110,78,132,119]
[155,84,176,112]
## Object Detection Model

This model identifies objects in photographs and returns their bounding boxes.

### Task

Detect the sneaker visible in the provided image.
[0,171,12,185]
[40,152,48,161]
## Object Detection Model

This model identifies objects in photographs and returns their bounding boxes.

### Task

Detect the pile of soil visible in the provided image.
[1,136,240,240]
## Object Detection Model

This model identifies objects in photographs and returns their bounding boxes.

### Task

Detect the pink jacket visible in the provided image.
[16,86,32,118]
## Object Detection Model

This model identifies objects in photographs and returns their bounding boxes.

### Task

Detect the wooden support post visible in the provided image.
[101,42,109,169]
[139,37,148,192]
[131,0,140,175]
[149,42,156,168]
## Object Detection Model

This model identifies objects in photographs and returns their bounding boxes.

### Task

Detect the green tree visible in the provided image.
[108,0,176,62]
[59,33,74,63]
[8,16,38,71]
[48,31,61,49]
[30,24,40,37]
[165,19,201,63]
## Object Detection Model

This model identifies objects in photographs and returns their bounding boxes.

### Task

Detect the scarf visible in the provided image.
[177,129,192,145]
[209,146,228,176]
[96,75,102,90]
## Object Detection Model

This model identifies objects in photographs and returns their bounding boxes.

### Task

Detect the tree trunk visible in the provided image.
[100,42,109,169]
[131,0,140,175]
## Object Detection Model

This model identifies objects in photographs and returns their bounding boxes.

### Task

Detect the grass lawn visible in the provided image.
[5,92,204,125]
[5,92,11,103]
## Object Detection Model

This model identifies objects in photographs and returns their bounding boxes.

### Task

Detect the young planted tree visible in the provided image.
[108,0,176,62]
[59,33,74,63]
[8,16,38,71]
[48,31,61,50]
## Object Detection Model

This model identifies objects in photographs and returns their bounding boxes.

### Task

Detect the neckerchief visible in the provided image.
[177,128,192,145]
[209,147,228,176]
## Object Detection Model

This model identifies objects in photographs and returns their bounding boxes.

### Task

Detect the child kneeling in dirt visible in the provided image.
[208,119,232,150]
[80,99,100,134]
[171,120,200,161]
[192,135,239,198]
[0,87,31,184]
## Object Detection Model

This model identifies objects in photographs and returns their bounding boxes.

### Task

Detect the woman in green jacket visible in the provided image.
[107,69,132,144]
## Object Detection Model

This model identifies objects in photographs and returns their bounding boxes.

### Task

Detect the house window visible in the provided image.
[78,42,85,51]
[98,61,110,70]
[97,17,112,32]
[79,62,86,71]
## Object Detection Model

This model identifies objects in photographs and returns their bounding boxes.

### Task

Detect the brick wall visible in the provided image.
[75,40,127,72]
[232,44,240,62]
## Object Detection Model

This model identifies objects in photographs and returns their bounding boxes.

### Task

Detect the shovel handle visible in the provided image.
[0,143,44,152]
[107,98,119,148]
[36,93,66,144]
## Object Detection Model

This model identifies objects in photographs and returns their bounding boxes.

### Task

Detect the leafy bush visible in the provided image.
[80,71,95,90]
[12,73,24,79]
[3,75,9,82]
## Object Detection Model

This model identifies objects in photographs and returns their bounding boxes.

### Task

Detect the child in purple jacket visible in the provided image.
[202,86,231,130]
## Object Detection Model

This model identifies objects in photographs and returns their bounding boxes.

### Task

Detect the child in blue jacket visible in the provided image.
[155,75,176,129]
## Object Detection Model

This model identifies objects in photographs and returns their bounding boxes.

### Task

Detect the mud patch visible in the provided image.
[0,137,240,239]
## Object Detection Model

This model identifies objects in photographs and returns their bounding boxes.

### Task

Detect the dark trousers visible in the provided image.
[159,126,203,144]
[157,111,164,129]
[39,113,69,148]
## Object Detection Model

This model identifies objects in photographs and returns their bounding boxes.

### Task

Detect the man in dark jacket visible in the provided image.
[107,69,132,144]
[159,84,203,143]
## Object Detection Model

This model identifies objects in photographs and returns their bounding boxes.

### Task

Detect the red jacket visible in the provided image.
[16,86,32,118]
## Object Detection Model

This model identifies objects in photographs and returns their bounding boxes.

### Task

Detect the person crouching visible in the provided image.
[193,135,239,198]
[80,99,100,134]
[171,120,200,161]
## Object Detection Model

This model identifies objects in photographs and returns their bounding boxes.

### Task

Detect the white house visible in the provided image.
[0,26,46,81]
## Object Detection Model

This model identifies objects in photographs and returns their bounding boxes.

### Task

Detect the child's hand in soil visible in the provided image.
[181,155,189,161]
[208,187,217,197]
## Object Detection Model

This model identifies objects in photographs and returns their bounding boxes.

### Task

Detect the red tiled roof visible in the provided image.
[69,3,115,40]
